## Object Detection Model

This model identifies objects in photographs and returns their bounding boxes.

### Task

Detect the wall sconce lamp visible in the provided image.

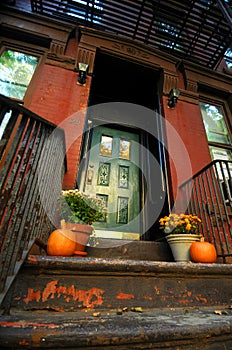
[168,88,180,109]
[77,63,89,85]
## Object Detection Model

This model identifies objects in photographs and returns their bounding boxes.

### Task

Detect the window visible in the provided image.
[100,135,113,156]
[224,48,232,69]
[200,102,232,202]
[200,102,232,161]
[0,49,39,100]
[200,103,230,145]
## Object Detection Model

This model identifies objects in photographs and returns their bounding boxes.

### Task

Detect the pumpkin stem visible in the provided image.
[200,236,205,242]
[60,219,66,229]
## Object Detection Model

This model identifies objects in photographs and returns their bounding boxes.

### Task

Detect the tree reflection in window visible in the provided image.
[100,135,113,156]
[119,139,130,160]
[200,103,230,145]
[0,50,38,100]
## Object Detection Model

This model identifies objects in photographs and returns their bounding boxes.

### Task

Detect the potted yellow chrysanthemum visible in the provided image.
[159,213,202,262]
[60,189,106,250]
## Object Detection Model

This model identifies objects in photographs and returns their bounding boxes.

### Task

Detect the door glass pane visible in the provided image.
[100,135,113,156]
[200,103,230,145]
[97,162,111,186]
[118,165,129,188]
[0,49,39,100]
[96,194,108,222]
[117,196,129,224]
[119,139,130,159]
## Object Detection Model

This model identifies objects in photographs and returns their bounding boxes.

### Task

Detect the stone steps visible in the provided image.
[1,254,232,349]
[2,256,232,312]
[1,307,232,349]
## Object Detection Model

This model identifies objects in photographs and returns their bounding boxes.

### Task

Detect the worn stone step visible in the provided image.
[86,239,174,261]
[1,256,232,313]
[0,307,232,349]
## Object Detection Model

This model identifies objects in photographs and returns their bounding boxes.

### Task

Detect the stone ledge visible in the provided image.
[0,308,232,349]
[25,255,232,277]
[2,256,232,315]
[86,239,173,261]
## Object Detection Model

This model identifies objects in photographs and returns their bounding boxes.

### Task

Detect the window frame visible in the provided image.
[199,98,232,161]
[0,43,45,105]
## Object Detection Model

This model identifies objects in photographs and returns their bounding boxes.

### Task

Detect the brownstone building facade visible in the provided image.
[0,2,231,242]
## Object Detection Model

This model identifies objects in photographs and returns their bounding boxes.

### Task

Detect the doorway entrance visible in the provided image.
[77,52,169,240]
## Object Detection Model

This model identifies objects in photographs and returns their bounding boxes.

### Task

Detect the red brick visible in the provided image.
[28,64,91,187]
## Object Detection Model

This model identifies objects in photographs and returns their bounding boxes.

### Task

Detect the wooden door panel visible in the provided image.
[84,125,140,237]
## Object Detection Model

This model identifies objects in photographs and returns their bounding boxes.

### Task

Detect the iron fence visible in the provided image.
[179,160,232,263]
[0,94,66,305]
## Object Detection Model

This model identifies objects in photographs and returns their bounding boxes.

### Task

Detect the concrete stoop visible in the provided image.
[0,308,232,349]
[0,256,232,349]
[2,256,231,311]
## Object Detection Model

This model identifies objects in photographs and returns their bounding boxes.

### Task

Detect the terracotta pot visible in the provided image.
[64,223,93,252]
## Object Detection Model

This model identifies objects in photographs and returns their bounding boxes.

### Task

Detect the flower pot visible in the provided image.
[166,234,201,262]
[64,223,93,252]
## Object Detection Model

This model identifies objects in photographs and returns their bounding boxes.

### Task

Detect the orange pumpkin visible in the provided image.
[190,240,217,263]
[47,229,76,256]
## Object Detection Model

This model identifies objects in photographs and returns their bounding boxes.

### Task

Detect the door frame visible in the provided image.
[76,108,170,240]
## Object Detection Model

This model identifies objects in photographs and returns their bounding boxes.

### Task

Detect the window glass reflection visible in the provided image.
[100,135,112,156]
[119,139,130,159]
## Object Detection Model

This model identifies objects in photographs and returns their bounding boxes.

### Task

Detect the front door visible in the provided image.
[83,125,141,240]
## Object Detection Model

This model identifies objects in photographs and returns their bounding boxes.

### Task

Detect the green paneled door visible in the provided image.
[84,125,140,239]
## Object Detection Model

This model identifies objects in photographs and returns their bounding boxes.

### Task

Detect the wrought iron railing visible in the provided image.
[179,160,232,263]
[0,94,67,305]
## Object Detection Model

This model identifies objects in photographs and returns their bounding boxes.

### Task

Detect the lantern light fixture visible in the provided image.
[168,88,180,108]
[77,63,89,85]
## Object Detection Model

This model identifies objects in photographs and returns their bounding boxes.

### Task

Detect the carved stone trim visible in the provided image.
[76,44,96,74]
[0,9,75,50]
[110,43,150,61]
[178,89,199,105]
[78,26,179,75]
[49,41,66,56]
[163,71,178,95]
[0,23,51,49]
[186,79,198,93]
[46,53,76,70]
[180,60,232,95]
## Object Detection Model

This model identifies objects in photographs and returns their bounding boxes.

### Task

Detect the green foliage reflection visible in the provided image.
[0,50,38,99]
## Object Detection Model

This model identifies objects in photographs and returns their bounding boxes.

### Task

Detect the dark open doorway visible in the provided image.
[89,51,159,108]
[78,51,169,240]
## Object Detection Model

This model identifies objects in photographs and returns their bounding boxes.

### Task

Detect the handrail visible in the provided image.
[179,159,232,263]
[0,94,57,128]
[179,159,232,188]
[0,94,67,306]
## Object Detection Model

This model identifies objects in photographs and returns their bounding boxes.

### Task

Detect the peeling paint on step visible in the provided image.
[23,280,105,309]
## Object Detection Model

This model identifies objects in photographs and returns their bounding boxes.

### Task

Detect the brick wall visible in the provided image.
[163,96,212,200]
[28,64,91,188]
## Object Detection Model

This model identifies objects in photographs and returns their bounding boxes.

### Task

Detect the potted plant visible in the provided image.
[59,189,105,252]
[159,213,202,262]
